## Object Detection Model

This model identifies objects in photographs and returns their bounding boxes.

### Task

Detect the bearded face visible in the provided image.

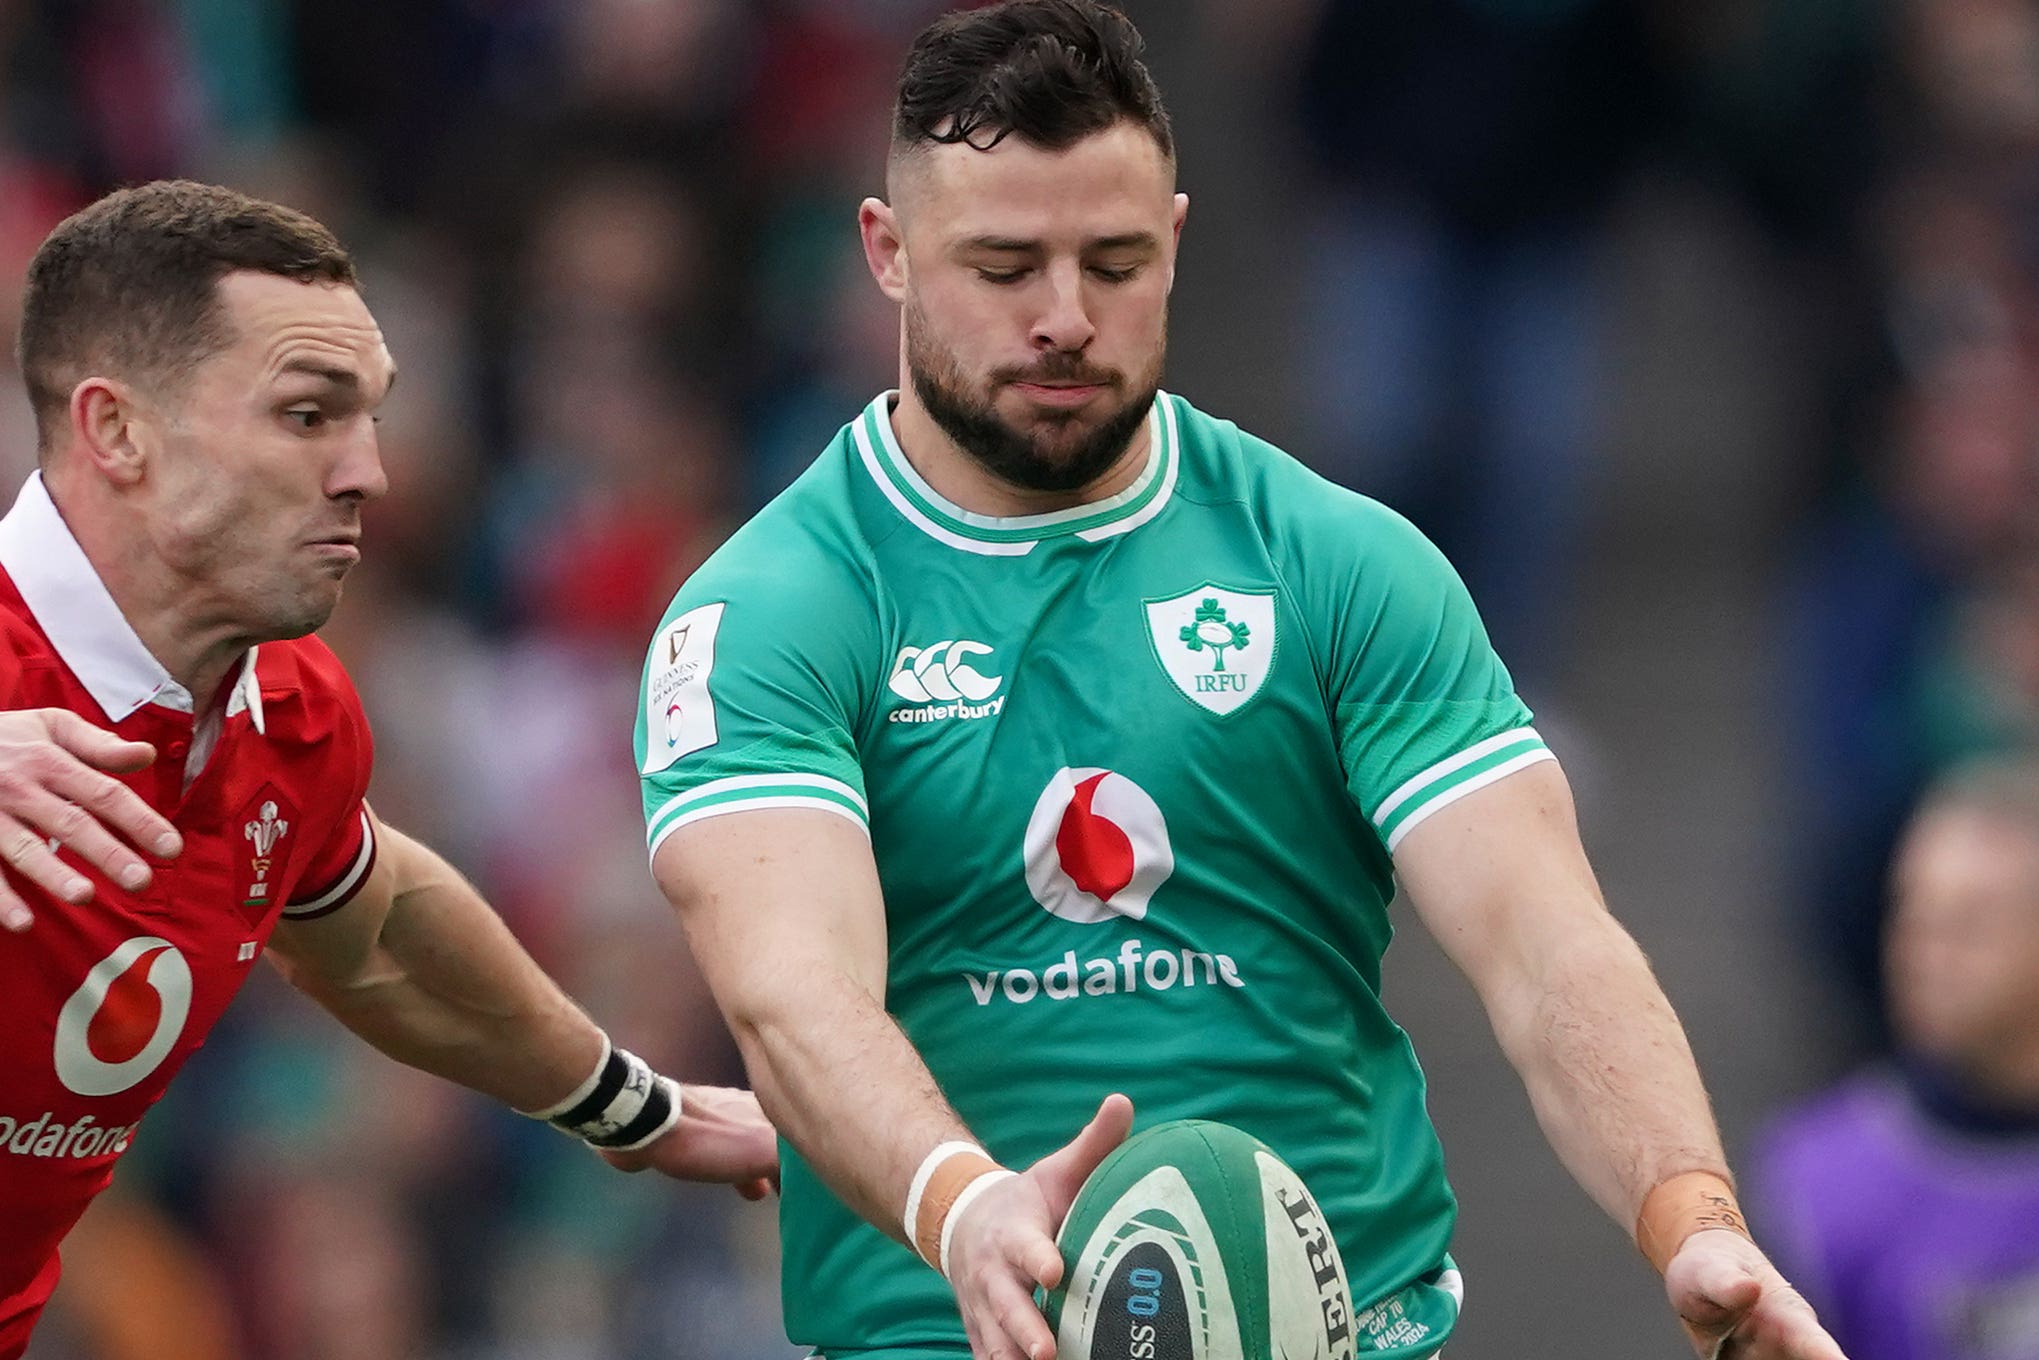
[905,293,1162,494]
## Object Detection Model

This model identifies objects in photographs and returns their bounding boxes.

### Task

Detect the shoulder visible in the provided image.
[251,635,371,749]
[669,457,885,638]
[1168,395,1434,572]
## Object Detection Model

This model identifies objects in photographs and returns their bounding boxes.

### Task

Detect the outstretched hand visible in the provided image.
[599,1084,780,1201]
[943,1093,1134,1360]
[0,707,180,930]
[1665,1230,1848,1360]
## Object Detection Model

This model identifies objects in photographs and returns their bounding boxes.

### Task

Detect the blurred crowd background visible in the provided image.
[4,1,2038,1358]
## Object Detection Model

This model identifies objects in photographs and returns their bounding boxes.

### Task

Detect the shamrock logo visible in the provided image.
[1179,597,1251,672]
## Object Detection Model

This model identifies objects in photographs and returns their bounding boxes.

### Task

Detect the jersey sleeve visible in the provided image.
[635,551,875,862]
[280,644,379,920]
[1294,487,1553,852]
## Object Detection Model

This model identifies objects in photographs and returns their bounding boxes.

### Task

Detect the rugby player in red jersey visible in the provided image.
[0,181,777,1359]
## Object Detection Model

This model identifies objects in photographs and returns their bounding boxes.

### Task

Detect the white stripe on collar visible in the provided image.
[0,474,262,731]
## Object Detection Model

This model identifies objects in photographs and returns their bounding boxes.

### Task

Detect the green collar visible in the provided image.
[852,391,1179,556]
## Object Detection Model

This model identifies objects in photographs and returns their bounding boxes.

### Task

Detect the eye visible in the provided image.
[1089,264,1141,283]
[285,406,326,431]
[976,267,1029,285]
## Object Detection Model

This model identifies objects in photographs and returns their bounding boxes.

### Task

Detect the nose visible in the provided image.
[330,417,390,503]
[1030,259,1096,354]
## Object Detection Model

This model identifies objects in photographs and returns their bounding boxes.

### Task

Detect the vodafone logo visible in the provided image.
[1025,768,1174,924]
[54,937,193,1097]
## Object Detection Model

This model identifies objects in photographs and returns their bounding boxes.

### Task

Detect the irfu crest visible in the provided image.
[1178,598,1250,672]
[1144,585,1277,716]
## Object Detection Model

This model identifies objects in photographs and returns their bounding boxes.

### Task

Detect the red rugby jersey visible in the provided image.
[0,475,379,1357]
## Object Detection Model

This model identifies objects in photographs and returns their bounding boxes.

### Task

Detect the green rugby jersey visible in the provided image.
[635,392,1552,1360]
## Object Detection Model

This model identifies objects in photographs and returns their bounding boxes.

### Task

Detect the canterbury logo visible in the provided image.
[888,640,1002,704]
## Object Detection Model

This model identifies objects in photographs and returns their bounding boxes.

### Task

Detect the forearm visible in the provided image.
[661,808,980,1244]
[1488,913,1727,1228]
[275,836,602,1112]
[721,964,973,1238]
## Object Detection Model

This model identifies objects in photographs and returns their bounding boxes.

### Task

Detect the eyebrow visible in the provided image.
[277,359,399,395]
[277,360,359,387]
[957,232,1161,253]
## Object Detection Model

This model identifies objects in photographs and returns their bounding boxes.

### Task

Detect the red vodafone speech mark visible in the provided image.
[85,944,171,1065]
[1056,773,1136,902]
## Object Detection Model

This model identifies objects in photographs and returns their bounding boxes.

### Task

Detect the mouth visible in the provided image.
[1009,380,1109,408]
[306,533,362,563]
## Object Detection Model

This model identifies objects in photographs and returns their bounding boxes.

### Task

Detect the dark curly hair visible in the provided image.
[893,0,1173,160]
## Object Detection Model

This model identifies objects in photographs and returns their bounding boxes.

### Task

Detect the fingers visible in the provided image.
[1742,1286,1848,1360]
[0,811,94,912]
[43,709,159,774]
[47,753,180,863]
[0,710,181,921]
[11,781,159,892]
[1668,1234,1847,1360]
[1035,1092,1134,1221]
[0,869,35,932]
[960,1263,1058,1360]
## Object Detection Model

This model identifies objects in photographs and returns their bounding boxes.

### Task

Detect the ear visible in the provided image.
[860,198,910,303]
[68,378,150,487]
[1167,192,1189,292]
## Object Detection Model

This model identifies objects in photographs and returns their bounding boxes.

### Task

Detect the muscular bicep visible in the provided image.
[651,807,889,1027]
[1393,759,1610,1000]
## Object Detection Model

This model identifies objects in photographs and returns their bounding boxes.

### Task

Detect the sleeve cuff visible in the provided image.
[281,809,378,920]
[1372,727,1554,851]
[645,774,869,862]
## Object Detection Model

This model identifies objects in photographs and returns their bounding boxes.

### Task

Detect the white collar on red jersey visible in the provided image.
[0,473,264,732]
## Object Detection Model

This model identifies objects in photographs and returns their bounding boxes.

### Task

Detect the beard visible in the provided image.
[906,302,1162,495]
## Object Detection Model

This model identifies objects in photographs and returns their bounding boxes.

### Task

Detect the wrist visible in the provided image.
[520,1034,683,1152]
[1635,1170,1750,1274]
[904,1140,1016,1276]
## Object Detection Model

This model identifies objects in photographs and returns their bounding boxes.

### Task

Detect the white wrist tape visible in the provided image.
[903,1141,987,1246]
[939,1167,1019,1279]
[524,1035,615,1120]
[904,1140,1013,1275]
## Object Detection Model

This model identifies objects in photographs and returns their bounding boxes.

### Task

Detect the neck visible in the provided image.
[44,472,250,719]
[887,383,1152,518]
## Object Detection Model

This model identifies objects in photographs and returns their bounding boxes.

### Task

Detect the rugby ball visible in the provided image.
[1045,1120,1356,1360]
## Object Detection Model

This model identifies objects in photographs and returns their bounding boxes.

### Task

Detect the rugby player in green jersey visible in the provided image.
[635,4,1847,1359]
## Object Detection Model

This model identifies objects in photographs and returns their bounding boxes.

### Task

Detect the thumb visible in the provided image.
[1036,1093,1134,1220]
[1680,1261,1762,1330]
[45,710,156,772]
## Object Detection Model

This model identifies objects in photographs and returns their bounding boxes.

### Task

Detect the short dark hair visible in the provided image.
[17,179,358,454]
[892,0,1173,161]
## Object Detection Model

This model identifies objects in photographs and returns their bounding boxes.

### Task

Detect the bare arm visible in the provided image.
[655,807,1128,1360]
[1394,759,1722,1224]
[651,806,957,1222]
[268,813,603,1109]
[267,811,776,1189]
[1395,760,1844,1360]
